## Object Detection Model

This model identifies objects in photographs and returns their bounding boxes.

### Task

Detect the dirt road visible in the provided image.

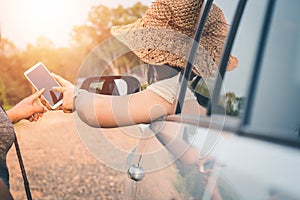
[7,111,130,200]
[7,111,181,200]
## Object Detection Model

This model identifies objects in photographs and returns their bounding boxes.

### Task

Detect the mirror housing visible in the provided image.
[79,75,141,95]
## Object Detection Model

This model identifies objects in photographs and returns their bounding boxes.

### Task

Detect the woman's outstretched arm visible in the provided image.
[74,89,173,128]
[52,73,174,128]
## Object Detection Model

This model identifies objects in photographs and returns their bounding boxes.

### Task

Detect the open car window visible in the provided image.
[177,0,241,116]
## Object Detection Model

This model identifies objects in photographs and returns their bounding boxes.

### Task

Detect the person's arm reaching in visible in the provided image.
[6,89,46,123]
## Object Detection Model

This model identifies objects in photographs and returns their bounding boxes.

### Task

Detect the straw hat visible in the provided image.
[111,0,238,78]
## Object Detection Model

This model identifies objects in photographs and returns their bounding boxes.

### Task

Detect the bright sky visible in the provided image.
[0,0,234,49]
[0,0,151,49]
[0,0,250,96]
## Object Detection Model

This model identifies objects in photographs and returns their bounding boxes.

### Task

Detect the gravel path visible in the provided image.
[7,112,130,200]
[6,111,181,200]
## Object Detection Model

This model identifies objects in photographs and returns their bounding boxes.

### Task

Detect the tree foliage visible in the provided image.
[71,3,147,51]
[225,92,244,117]
[0,2,148,107]
[71,3,147,77]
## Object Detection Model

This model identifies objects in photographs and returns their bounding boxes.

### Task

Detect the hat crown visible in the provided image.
[142,0,203,37]
[111,0,239,77]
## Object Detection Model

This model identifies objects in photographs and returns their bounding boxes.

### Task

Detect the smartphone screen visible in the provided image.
[24,62,63,109]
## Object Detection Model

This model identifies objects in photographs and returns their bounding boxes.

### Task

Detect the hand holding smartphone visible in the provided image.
[24,62,63,109]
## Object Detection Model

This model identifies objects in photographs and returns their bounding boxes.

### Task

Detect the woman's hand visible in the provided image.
[51,73,75,113]
[7,89,47,124]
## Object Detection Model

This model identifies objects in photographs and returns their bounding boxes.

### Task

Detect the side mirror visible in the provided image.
[79,75,141,95]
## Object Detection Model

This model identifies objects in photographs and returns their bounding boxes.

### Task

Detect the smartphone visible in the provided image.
[24,62,63,109]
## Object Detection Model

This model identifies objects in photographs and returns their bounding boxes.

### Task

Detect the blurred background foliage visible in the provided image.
[0,3,148,107]
[0,2,242,116]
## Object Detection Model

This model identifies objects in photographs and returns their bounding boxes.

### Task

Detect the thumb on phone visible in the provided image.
[52,86,65,93]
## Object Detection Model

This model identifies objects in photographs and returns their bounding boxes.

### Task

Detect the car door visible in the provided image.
[129,0,300,199]
[122,0,244,199]
[150,0,300,199]
[210,0,300,199]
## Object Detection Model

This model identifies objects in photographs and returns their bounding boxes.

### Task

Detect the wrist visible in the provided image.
[6,108,19,124]
[73,89,87,111]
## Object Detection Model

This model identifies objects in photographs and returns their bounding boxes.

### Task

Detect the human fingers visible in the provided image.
[33,113,39,121]
[63,108,73,113]
[41,106,47,114]
[40,95,47,105]
[27,114,35,122]
[52,73,72,86]
[52,86,66,93]
[38,112,44,117]
[30,88,45,102]
[40,96,54,111]
[26,114,38,122]
[55,105,63,111]
[32,101,47,113]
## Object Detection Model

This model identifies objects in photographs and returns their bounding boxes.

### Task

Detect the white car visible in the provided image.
[75,0,300,199]
[122,0,300,199]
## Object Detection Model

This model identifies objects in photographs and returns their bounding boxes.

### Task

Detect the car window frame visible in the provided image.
[206,0,248,116]
[175,0,248,117]
[174,0,248,131]
[238,0,300,147]
[173,0,300,148]
[240,0,276,128]
[175,0,214,114]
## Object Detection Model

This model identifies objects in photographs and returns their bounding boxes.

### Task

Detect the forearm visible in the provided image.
[75,93,138,128]
[74,92,117,128]
[74,90,173,128]
[6,108,19,124]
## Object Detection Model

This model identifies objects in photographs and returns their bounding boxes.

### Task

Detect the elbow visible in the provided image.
[74,96,102,127]
[76,107,100,128]
[74,93,104,128]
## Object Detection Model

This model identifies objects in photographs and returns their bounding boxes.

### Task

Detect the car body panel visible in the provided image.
[122,0,300,199]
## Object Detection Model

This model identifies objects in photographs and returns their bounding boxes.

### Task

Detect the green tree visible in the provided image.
[70,3,148,75]
[0,49,31,106]
[225,92,244,117]
[0,3,149,107]
[20,36,82,82]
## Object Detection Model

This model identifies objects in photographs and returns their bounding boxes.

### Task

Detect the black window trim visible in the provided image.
[172,0,300,148]
[207,0,248,116]
[175,0,214,114]
[240,0,276,128]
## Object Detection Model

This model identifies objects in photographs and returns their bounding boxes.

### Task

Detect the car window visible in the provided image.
[190,0,240,113]
[210,0,269,118]
[244,0,300,142]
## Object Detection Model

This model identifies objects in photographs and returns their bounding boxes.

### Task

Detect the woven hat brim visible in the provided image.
[111,24,218,78]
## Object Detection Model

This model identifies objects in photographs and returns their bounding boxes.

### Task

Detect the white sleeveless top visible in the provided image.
[146,74,196,104]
